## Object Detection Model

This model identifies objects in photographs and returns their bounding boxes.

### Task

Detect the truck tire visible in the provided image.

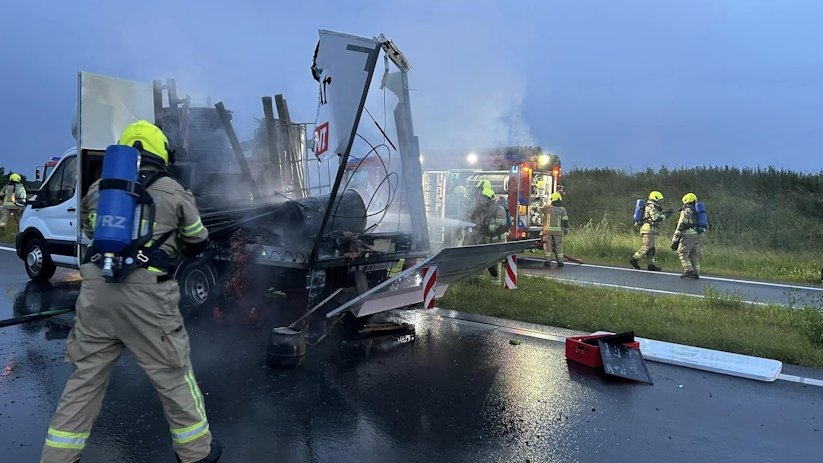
[176,260,220,318]
[24,238,56,281]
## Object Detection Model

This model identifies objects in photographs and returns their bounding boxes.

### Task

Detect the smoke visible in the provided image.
[371,0,539,164]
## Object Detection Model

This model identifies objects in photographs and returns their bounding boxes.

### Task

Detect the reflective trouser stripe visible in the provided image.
[185,370,207,419]
[45,428,89,449]
[171,419,209,444]
[180,219,204,237]
[171,370,209,444]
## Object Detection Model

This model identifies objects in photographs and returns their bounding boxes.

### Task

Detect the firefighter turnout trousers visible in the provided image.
[0,207,15,228]
[677,233,704,274]
[41,265,212,463]
[632,233,658,265]
[544,232,564,264]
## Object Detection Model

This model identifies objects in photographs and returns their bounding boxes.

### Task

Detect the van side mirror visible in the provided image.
[35,169,41,181]
[27,191,46,209]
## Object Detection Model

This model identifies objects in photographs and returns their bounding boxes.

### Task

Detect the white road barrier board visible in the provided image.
[594,331,783,382]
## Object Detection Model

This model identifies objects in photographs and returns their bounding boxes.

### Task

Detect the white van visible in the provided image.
[16,147,79,280]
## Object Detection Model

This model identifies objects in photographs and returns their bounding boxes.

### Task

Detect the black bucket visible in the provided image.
[266,327,306,369]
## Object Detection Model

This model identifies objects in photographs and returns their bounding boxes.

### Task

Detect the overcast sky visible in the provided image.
[1,0,821,176]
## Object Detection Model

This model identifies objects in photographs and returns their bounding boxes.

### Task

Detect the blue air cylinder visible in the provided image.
[695,201,708,231]
[632,199,646,223]
[93,145,140,253]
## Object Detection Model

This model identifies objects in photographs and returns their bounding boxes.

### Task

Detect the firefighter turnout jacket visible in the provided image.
[640,200,666,235]
[1,181,27,209]
[467,196,507,243]
[673,204,701,240]
[542,204,569,236]
[81,167,208,269]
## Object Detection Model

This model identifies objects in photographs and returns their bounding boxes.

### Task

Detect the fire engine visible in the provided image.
[422,147,562,245]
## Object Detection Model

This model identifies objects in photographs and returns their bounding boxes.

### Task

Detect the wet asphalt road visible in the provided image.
[1,249,822,462]
[519,256,823,307]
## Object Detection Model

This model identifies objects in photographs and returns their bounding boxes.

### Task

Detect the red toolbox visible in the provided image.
[565,333,641,368]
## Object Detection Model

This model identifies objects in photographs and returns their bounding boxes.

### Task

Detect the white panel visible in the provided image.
[312,30,380,161]
[79,72,154,150]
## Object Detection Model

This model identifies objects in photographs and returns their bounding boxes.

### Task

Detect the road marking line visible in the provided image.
[428,310,823,387]
[523,271,772,306]
[0,246,16,252]
[520,256,823,292]
[777,374,823,387]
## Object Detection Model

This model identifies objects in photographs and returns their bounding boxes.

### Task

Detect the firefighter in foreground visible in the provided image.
[41,121,221,463]
[466,187,508,276]
[542,192,569,267]
[671,192,706,279]
[629,191,673,271]
[0,172,27,229]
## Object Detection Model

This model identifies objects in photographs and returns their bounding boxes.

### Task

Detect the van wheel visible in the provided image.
[25,238,56,281]
[176,260,220,318]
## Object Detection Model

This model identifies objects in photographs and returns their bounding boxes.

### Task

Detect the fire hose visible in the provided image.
[0,308,75,329]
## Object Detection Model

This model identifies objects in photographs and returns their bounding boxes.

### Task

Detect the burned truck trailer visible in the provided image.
[68,31,536,368]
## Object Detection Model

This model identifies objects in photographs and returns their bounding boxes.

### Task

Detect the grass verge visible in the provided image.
[438,274,823,369]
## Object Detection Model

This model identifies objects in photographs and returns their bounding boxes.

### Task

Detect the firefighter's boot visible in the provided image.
[177,439,223,463]
[556,261,564,268]
[647,264,662,271]
[680,270,699,279]
[543,260,551,267]
[629,257,640,269]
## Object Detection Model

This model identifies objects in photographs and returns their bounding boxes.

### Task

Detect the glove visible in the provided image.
[670,239,680,251]
[664,208,675,216]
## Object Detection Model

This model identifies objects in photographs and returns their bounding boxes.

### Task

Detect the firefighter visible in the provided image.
[0,173,27,229]
[41,121,222,463]
[467,178,491,217]
[671,192,704,279]
[542,192,569,267]
[629,191,673,271]
[445,185,469,246]
[466,187,507,276]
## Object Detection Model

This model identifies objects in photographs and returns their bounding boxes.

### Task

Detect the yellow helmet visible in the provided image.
[648,191,663,201]
[481,187,495,199]
[119,120,170,164]
[9,173,22,183]
[453,185,467,196]
[550,192,562,203]
[475,179,491,190]
[682,192,697,204]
